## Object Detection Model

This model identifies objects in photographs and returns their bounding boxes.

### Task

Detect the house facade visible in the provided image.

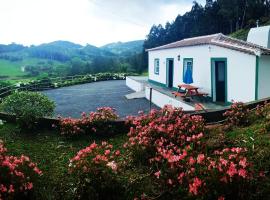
[147,26,270,104]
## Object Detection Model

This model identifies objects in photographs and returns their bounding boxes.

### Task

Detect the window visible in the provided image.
[154,59,160,75]
[183,58,193,84]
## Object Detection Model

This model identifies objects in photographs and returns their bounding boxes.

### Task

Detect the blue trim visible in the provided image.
[148,79,178,91]
[211,58,228,104]
[255,56,259,100]
[183,58,193,84]
[154,58,160,75]
[166,58,174,88]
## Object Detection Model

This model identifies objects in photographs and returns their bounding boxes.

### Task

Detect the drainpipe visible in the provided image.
[149,87,153,112]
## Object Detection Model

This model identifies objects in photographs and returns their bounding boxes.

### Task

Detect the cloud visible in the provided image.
[0,0,205,46]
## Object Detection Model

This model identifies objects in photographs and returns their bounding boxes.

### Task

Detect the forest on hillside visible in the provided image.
[142,0,270,70]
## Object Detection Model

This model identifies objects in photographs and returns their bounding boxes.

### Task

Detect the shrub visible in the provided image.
[0,140,42,199]
[69,141,123,199]
[223,102,250,128]
[126,106,255,199]
[0,91,55,129]
[255,101,270,119]
[59,107,118,136]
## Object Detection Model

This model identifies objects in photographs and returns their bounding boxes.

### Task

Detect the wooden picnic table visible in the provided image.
[172,84,208,99]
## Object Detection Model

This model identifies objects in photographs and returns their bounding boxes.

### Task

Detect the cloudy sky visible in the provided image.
[0,0,205,46]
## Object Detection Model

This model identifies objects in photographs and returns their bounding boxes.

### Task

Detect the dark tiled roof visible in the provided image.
[147,33,270,55]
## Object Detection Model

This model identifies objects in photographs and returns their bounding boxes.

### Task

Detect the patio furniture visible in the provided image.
[172,84,208,100]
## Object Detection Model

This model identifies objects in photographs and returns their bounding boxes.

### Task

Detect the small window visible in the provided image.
[183,58,193,84]
[154,59,160,75]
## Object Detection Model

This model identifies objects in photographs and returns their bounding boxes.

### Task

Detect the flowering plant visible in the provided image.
[69,141,123,199]
[126,106,254,199]
[59,107,118,136]
[0,140,42,200]
[255,101,270,118]
[223,102,250,128]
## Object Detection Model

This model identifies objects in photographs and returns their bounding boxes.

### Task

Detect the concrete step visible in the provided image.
[125,91,145,99]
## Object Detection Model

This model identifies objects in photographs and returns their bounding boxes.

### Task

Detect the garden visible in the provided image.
[0,91,270,200]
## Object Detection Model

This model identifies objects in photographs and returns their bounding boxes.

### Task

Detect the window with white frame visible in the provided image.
[154,59,160,75]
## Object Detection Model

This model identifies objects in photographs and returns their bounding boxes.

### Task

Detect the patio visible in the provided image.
[127,76,228,111]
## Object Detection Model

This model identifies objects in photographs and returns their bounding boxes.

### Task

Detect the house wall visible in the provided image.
[148,45,256,102]
[126,76,145,92]
[145,86,195,110]
[258,55,270,99]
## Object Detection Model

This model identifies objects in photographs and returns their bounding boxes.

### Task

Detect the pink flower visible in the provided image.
[189,177,202,195]
[104,149,111,156]
[219,158,228,166]
[227,162,237,177]
[238,169,247,178]
[218,196,225,200]
[106,161,118,171]
[197,154,205,164]
[114,150,121,156]
[189,157,196,165]
[239,157,247,168]
[154,170,161,179]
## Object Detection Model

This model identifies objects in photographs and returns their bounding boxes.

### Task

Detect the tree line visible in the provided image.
[141,0,270,70]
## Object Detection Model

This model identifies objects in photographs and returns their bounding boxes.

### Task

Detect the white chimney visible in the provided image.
[247,25,270,49]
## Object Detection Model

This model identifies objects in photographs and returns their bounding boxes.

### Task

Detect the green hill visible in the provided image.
[101,40,144,56]
[0,40,143,80]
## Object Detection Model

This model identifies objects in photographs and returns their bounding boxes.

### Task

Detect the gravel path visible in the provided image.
[43,80,158,118]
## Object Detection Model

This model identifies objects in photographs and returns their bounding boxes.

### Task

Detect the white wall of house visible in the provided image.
[258,55,270,99]
[148,44,257,102]
[145,86,195,110]
[126,76,145,92]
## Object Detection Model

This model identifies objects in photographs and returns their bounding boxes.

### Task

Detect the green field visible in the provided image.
[0,59,26,78]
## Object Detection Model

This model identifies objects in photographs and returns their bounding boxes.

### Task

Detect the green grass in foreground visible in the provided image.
[0,123,127,200]
[1,108,270,199]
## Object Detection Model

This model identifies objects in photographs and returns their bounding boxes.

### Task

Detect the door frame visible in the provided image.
[211,58,228,103]
[166,58,174,88]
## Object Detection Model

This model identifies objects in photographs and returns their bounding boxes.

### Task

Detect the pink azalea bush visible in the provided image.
[0,140,42,200]
[223,102,250,128]
[126,106,255,199]
[255,101,270,118]
[69,141,123,199]
[59,107,118,136]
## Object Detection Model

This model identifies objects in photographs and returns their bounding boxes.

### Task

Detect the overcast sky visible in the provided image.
[0,0,205,47]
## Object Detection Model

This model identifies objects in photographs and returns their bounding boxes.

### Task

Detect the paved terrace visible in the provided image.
[129,76,227,110]
[43,80,158,119]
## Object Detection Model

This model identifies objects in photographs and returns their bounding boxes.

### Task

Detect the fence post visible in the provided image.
[149,87,153,112]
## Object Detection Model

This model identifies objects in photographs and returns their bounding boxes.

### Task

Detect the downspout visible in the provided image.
[255,56,259,100]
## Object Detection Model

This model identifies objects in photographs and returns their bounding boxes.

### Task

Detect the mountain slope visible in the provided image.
[101,40,144,56]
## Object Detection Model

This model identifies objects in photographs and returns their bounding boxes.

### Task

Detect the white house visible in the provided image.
[147,26,270,104]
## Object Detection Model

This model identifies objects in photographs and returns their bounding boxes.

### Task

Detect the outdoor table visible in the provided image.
[172,84,208,99]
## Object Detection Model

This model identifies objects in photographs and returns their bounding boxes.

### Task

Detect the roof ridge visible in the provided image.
[183,33,221,41]
[218,34,270,51]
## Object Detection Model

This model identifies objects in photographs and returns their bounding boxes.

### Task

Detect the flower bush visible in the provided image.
[0,91,55,130]
[223,102,250,128]
[255,101,270,119]
[69,141,123,199]
[126,106,255,199]
[0,140,42,200]
[59,107,118,136]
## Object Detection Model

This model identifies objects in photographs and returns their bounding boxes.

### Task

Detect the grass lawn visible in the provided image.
[0,123,127,200]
